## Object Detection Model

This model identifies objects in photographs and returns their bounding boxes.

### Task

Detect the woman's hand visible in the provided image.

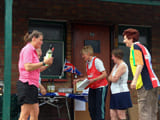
[40,88,47,95]
[39,84,47,95]
[73,78,81,85]
[44,57,54,65]
[73,78,85,85]
[89,79,96,84]
[130,80,137,89]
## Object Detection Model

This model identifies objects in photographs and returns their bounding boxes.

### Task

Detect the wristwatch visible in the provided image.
[42,61,46,66]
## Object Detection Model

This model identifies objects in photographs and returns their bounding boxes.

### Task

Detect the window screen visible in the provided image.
[29,20,66,78]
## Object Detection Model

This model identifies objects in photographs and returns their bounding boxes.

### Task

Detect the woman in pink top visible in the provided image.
[17,30,53,120]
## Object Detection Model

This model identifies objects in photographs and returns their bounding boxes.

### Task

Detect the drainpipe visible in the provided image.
[2,0,13,120]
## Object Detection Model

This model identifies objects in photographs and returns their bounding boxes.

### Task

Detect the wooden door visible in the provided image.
[72,23,111,120]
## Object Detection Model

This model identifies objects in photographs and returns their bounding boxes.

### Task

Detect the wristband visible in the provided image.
[42,61,46,66]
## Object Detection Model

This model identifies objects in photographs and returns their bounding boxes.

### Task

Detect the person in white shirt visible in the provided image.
[108,48,132,120]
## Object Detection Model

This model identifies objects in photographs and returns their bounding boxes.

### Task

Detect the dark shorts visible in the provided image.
[110,92,132,110]
[16,80,38,106]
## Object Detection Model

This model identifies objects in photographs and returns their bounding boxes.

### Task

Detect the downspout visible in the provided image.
[2,0,13,120]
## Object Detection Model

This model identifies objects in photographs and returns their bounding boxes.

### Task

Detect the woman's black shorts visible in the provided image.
[16,80,38,106]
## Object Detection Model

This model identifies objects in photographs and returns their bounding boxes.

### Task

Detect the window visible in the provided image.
[118,25,151,80]
[29,20,66,78]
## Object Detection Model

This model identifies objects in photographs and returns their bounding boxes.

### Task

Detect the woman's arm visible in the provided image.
[73,76,87,85]
[89,70,107,84]
[24,62,44,71]
[108,65,115,82]
[24,57,53,71]
[130,64,143,89]
[40,66,49,72]
[109,64,126,83]
[94,70,107,81]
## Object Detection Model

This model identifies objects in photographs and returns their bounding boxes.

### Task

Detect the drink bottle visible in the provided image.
[45,44,54,66]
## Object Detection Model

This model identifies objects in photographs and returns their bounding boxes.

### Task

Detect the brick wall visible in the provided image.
[0,0,160,94]
[152,25,160,78]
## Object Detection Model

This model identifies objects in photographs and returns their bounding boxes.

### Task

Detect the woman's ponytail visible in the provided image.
[23,30,43,43]
[24,32,30,43]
